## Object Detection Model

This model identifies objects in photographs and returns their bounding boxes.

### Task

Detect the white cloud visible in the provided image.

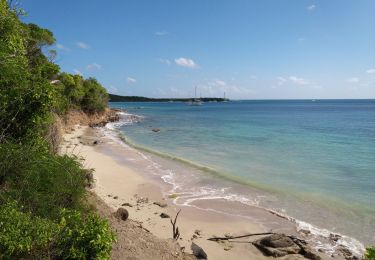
[56,43,70,51]
[87,63,101,70]
[76,41,90,49]
[277,77,287,85]
[127,77,137,83]
[277,76,310,86]
[155,31,169,36]
[366,68,375,74]
[214,80,227,86]
[174,57,198,69]
[159,58,171,65]
[307,4,316,11]
[73,69,82,76]
[289,76,309,85]
[197,79,255,98]
[347,77,360,83]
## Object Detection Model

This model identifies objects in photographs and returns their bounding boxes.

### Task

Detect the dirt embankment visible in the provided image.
[88,193,193,260]
[46,108,120,153]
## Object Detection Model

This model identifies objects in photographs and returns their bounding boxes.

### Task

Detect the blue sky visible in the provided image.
[22,1,375,99]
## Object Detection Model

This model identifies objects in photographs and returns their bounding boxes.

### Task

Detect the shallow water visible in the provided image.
[109,100,375,249]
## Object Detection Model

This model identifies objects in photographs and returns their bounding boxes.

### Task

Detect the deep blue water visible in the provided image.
[109,100,375,245]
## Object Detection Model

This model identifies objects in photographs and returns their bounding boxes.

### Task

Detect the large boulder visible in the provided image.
[253,234,302,257]
[114,207,129,221]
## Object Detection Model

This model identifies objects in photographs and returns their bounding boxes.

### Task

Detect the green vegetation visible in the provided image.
[109,93,228,102]
[365,247,375,260]
[0,1,114,258]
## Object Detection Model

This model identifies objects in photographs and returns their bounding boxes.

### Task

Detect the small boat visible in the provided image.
[189,86,203,106]
[223,92,228,102]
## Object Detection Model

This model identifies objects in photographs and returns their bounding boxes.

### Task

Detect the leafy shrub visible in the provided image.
[0,201,59,258]
[56,209,115,259]
[365,247,375,260]
[0,142,87,219]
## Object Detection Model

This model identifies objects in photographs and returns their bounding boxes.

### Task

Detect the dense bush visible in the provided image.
[0,142,87,219]
[366,247,375,260]
[0,202,59,258]
[0,202,115,259]
[56,209,115,259]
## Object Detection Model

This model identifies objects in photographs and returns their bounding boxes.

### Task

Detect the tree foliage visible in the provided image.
[0,0,108,143]
[0,1,114,258]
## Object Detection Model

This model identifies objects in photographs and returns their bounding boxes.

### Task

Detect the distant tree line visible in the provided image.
[109,93,229,102]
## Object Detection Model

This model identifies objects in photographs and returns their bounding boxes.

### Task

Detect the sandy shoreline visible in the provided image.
[60,125,347,259]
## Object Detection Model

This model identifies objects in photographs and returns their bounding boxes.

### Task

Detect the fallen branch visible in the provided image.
[207,232,275,242]
[170,209,181,240]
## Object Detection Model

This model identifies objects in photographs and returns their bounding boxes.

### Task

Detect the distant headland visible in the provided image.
[109,93,229,102]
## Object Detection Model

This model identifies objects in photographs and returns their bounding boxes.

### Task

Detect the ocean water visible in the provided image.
[108,100,375,251]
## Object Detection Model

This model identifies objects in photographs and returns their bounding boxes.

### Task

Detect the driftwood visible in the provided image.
[170,209,181,240]
[207,232,275,242]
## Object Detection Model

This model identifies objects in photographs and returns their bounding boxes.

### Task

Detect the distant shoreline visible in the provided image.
[109,93,228,102]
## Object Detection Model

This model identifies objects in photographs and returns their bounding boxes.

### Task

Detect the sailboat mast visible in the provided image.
[195,86,197,99]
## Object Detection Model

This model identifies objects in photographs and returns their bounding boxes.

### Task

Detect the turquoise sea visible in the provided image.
[108,100,375,250]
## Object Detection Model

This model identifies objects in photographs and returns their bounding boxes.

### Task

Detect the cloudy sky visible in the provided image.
[23,0,375,99]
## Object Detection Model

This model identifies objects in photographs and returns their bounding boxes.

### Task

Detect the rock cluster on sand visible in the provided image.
[253,234,321,260]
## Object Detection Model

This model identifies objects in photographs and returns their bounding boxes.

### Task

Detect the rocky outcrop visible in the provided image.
[253,234,321,260]
[62,108,121,130]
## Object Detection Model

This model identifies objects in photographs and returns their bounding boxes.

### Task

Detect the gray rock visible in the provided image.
[153,201,168,208]
[191,242,207,260]
[152,128,160,132]
[253,234,301,257]
[114,208,129,221]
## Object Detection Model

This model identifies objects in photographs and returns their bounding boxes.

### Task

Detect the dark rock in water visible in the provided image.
[160,213,170,218]
[191,242,207,260]
[153,201,167,208]
[114,208,129,221]
[152,128,160,133]
[121,202,133,207]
